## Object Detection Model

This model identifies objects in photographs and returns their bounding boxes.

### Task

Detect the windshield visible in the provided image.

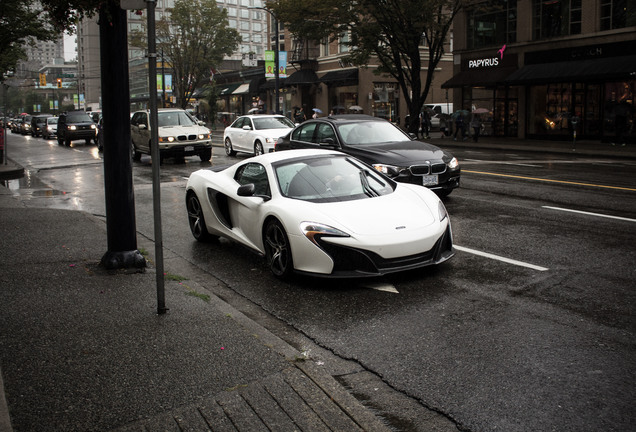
[337,121,410,145]
[275,155,394,202]
[157,111,198,127]
[253,116,294,130]
[66,112,92,123]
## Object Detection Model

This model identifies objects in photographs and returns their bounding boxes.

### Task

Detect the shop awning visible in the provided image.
[232,83,250,95]
[320,69,358,86]
[505,55,636,85]
[442,66,517,88]
[284,69,319,86]
[219,83,240,95]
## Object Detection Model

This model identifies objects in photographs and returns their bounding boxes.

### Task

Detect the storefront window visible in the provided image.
[328,86,357,114]
[372,83,398,123]
[603,81,635,144]
[466,0,517,49]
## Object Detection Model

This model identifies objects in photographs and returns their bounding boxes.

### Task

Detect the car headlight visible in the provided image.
[438,201,448,222]
[447,157,459,169]
[265,137,275,143]
[69,125,77,130]
[198,133,209,139]
[300,222,350,246]
[159,136,175,143]
[372,164,402,177]
[91,124,97,130]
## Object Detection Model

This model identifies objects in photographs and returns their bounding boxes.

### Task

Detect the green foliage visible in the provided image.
[131,0,241,108]
[268,0,462,134]
[0,0,60,80]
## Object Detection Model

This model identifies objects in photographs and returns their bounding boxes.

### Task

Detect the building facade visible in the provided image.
[444,0,636,143]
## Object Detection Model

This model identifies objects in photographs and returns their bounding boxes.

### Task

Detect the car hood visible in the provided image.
[258,127,293,138]
[347,140,447,165]
[309,187,436,236]
[159,125,208,135]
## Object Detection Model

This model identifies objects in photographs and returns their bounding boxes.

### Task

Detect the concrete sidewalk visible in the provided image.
[0,192,392,430]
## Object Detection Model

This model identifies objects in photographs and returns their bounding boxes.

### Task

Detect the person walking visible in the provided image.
[470,114,482,142]
[454,113,466,141]
[421,110,431,139]
[294,107,306,123]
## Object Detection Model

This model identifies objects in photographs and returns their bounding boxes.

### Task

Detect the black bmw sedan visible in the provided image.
[275,114,460,197]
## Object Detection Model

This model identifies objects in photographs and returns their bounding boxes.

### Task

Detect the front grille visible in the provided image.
[409,163,447,176]
[177,134,199,141]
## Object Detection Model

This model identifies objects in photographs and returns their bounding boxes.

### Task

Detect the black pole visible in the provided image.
[147,0,167,314]
[99,1,146,270]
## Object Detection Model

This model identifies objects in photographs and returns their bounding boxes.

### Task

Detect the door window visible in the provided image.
[235,163,270,196]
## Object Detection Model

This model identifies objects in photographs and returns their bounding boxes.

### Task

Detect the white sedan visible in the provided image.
[223,114,295,156]
[185,149,454,279]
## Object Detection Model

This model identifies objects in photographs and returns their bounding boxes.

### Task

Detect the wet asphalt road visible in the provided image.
[3,132,635,431]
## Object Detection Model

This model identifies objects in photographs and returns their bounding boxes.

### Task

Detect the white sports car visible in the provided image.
[185,149,454,278]
[223,114,295,156]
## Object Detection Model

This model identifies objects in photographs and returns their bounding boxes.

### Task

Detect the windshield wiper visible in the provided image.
[359,170,380,197]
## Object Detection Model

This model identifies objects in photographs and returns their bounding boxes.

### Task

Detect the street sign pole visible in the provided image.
[146,0,167,314]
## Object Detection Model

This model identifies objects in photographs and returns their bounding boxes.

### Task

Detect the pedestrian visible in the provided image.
[421,110,431,139]
[454,113,466,141]
[294,107,306,123]
[470,114,482,142]
[439,114,447,139]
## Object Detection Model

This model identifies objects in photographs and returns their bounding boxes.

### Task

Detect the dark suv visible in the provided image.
[57,111,97,146]
[31,114,52,137]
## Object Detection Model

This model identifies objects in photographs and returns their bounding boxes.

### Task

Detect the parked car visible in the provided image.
[31,114,53,137]
[275,115,461,197]
[223,114,295,156]
[130,108,212,162]
[185,149,454,279]
[19,115,33,135]
[57,111,97,146]
[42,116,58,139]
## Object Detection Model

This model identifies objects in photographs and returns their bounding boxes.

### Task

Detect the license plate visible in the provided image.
[184,146,194,152]
[422,175,438,186]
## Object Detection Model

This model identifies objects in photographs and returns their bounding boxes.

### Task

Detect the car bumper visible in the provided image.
[159,141,212,156]
[290,223,454,278]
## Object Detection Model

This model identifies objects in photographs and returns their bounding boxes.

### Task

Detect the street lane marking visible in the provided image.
[462,170,636,192]
[542,206,636,223]
[454,245,549,272]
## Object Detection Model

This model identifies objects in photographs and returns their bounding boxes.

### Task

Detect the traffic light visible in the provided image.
[39,73,46,86]
[57,78,62,88]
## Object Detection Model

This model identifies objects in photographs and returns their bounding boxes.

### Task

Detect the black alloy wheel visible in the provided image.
[186,192,216,242]
[264,219,293,278]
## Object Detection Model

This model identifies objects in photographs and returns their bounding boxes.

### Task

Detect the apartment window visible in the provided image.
[467,0,517,49]
[532,0,582,40]
[339,32,350,53]
[253,22,262,32]
[240,20,250,30]
[601,0,636,30]
[227,7,237,17]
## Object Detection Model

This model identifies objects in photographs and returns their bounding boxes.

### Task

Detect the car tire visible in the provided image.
[224,138,236,156]
[186,192,217,242]
[57,137,63,145]
[254,141,264,156]
[199,148,212,162]
[263,219,293,279]
[65,137,71,147]
[131,143,142,161]
[85,139,92,145]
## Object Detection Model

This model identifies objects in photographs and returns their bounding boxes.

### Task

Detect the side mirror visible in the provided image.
[237,183,270,201]
[242,125,252,131]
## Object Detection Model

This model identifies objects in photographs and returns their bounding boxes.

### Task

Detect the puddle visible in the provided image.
[1,170,67,197]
